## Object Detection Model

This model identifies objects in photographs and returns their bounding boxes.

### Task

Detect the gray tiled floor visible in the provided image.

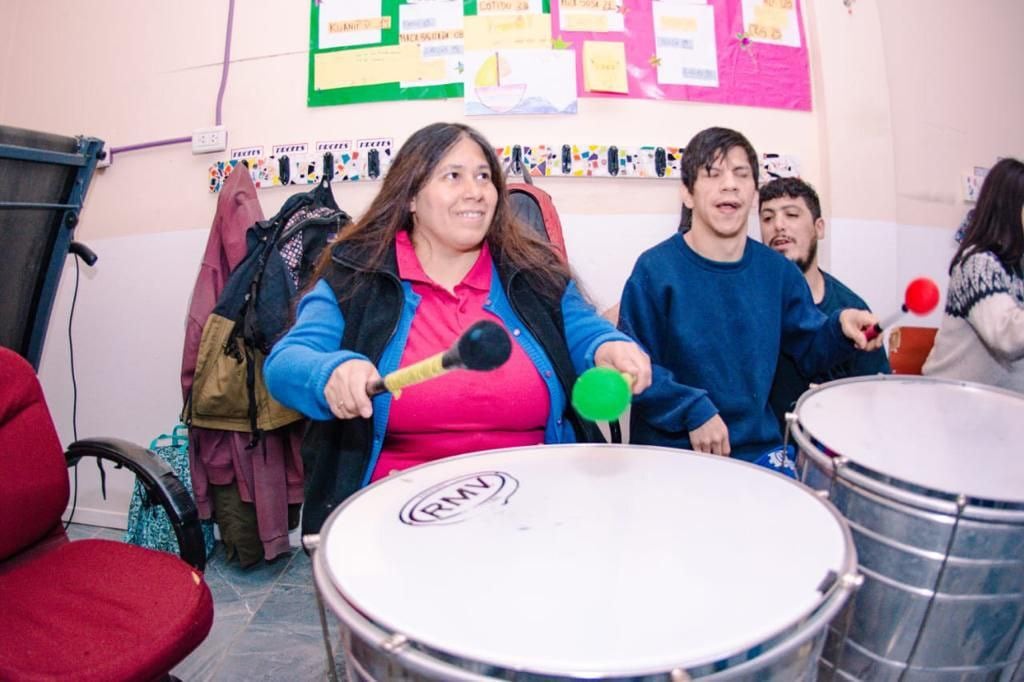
[67,523,348,681]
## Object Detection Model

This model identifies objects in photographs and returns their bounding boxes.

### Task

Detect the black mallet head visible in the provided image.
[449,320,512,371]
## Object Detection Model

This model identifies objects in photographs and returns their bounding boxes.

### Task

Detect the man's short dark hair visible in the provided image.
[678,127,759,230]
[759,177,822,221]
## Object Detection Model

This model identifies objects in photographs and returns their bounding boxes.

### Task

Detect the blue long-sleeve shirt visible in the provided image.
[265,265,628,484]
[618,233,856,460]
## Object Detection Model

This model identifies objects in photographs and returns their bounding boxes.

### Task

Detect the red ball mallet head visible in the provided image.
[904,277,940,315]
[864,277,940,341]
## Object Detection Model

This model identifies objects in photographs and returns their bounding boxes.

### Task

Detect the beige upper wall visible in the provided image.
[811,0,1024,229]
[879,0,1024,228]
[807,0,896,222]
[1,1,1020,240]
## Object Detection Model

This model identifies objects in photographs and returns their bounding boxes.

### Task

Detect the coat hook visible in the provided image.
[279,155,290,185]
[654,147,667,177]
[322,151,334,183]
[367,148,381,179]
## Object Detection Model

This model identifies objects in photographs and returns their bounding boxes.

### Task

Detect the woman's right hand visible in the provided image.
[324,359,380,419]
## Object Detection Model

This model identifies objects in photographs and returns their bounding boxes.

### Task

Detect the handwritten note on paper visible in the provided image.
[564,12,610,32]
[477,0,533,12]
[582,41,628,93]
[463,14,552,51]
[560,0,618,8]
[658,15,699,33]
[328,16,392,33]
[741,0,800,48]
[559,0,624,33]
[318,0,386,49]
[314,44,426,90]
[653,1,718,87]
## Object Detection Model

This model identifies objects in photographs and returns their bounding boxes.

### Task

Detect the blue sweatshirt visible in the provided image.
[618,233,855,460]
[768,270,890,429]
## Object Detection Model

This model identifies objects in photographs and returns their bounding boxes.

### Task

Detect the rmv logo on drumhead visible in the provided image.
[399,472,519,525]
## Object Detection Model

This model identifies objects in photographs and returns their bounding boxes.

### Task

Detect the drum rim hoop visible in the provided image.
[314,553,857,681]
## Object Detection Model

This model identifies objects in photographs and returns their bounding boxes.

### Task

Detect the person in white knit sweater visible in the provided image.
[923,158,1024,392]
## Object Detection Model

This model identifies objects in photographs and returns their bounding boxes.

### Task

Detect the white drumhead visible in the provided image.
[322,444,850,676]
[795,376,1024,502]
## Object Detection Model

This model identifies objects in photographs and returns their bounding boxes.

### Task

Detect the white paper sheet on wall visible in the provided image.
[652,1,718,87]
[464,49,577,116]
[399,1,465,88]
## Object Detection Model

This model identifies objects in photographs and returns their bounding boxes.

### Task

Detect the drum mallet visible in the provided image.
[571,366,633,422]
[863,277,940,341]
[366,319,512,398]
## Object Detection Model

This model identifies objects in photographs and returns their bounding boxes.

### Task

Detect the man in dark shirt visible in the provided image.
[758,177,891,431]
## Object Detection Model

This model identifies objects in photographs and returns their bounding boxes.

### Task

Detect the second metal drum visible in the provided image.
[790,376,1024,681]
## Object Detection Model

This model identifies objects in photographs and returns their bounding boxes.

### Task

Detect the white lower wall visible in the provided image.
[40,229,209,529]
[829,218,957,329]
[562,213,679,311]
[39,214,956,528]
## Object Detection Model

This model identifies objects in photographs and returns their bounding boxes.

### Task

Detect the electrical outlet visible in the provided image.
[962,170,985,203]
[96,142,111,168]
[192,126,228,155]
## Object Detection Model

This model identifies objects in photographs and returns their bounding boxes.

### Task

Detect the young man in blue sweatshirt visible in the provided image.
[617,127,883,462]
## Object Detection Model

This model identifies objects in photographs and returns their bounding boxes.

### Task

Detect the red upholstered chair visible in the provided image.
[0,347,214,681]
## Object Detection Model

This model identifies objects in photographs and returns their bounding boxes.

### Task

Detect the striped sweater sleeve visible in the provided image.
[950,252,1024,361]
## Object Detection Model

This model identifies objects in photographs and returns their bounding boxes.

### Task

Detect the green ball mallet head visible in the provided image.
[572,367,632,422]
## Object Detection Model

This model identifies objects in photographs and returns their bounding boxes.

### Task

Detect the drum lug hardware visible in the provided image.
[840,572,864,589]
[302,534,321,552]
[814,489,830,500]
[670,668,693,681]
[383,633,409,653]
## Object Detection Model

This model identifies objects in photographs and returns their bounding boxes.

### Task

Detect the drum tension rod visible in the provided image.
[383,633,409,653]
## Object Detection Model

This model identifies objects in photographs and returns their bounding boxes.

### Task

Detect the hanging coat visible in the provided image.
[181,168,303,562]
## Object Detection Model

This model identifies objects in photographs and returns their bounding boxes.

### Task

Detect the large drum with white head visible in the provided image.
[790,376,1024,681]
[312,444,858,680]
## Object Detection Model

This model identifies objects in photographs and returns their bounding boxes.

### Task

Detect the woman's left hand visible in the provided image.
[593,341,652,394]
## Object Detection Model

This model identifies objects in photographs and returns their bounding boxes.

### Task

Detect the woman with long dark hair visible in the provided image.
[265,122,651,534]
[923,157,1024,391]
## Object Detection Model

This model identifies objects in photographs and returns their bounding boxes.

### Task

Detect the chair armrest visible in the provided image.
[65,437,207,572]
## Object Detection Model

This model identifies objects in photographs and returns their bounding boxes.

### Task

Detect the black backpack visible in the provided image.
[186,182,351,441]
[507,171,568,264]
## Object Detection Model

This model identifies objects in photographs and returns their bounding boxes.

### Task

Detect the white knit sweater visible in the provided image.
[923,249,1024,393]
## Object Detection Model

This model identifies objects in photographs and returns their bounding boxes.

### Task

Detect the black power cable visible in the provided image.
[63,255,82,530]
